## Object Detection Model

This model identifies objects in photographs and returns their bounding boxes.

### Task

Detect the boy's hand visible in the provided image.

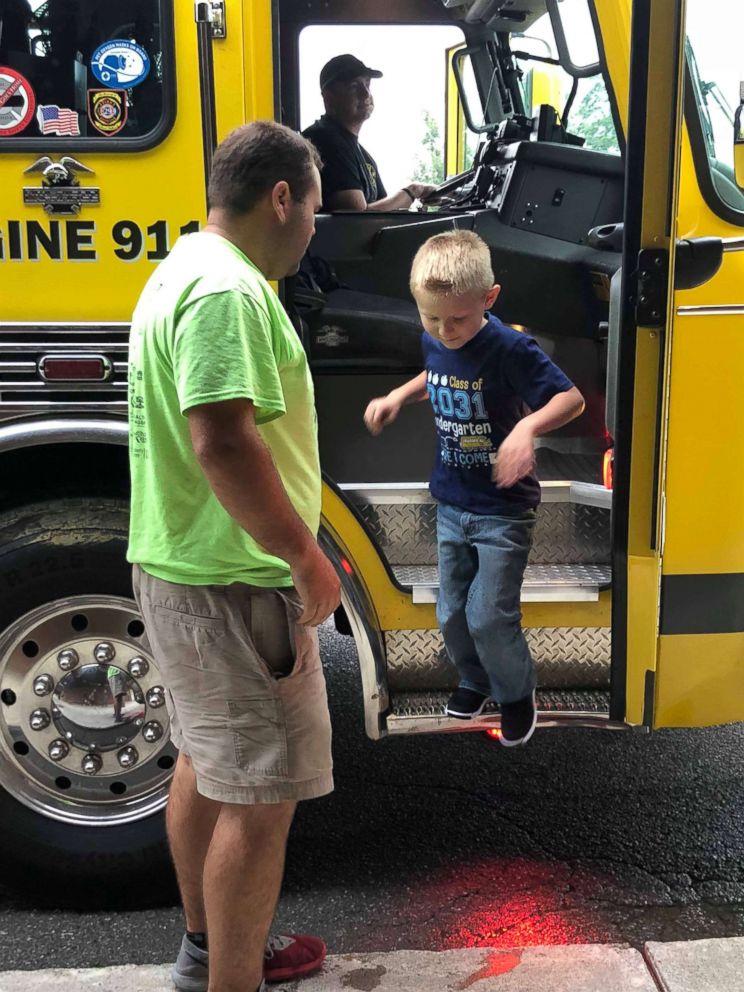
[492,423,536,488]
[364,395,402,436]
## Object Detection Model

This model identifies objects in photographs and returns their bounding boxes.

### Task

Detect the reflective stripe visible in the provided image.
[661,573,744,634]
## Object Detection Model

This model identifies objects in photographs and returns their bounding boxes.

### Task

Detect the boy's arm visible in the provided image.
[364,371,428,435]
[516,385,585,437]
[387,370,429,407]
[494,386,584,488]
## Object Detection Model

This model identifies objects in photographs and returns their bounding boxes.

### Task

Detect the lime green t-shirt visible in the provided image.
[127,232,321,587]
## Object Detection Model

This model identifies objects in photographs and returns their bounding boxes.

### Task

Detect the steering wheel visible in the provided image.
[415,169,478,211]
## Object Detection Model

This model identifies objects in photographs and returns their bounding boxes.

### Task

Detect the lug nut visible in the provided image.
[117,746,138,768]
[128,656,149,678]
[29,708,51,731]
[48,739,69,761]
[146,686,165,708]
[57,649,79,671]
[82,753,103,775]
[94,642,115,664]
[142,721,163,743]
[33,674,54,696]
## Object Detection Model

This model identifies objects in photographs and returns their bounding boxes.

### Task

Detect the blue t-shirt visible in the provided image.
[421,315,574,515]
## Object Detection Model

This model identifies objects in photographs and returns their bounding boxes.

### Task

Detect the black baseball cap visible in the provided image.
[320,54,383,90]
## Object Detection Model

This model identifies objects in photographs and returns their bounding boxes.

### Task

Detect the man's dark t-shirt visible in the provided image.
[303,115,386,209]
[421,315,574,515]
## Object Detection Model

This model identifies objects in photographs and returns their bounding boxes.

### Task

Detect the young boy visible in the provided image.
[364,231,584,746]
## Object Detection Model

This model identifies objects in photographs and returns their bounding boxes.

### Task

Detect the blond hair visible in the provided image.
[409,230,494,298]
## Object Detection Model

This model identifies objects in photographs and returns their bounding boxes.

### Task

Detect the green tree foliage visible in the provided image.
[411,110,445,184]
[464,129,480,170]
[570,78,620,154]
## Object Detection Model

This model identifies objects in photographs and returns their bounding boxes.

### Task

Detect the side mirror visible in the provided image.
[734,82,744,189]
[523,65,563,119]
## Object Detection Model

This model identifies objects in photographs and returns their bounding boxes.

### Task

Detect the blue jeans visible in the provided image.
[436,501,537,705]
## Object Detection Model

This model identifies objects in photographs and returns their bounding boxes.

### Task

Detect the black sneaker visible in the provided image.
[500,689,537,747]
[445,687,491,719]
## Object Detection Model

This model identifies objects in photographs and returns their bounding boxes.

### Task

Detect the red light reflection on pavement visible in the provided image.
[431,857,611,949]
[456,950,522,988]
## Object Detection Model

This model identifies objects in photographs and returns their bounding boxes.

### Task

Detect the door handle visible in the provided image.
[674,237,723,289]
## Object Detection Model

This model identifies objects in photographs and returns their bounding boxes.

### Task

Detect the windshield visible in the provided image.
[511,8,619,154]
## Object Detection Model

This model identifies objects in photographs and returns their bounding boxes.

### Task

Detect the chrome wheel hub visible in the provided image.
[0,596,175,825]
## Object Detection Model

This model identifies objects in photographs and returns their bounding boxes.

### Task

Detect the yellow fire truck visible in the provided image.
[0,0,742,904]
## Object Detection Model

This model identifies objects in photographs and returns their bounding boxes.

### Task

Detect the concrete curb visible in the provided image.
[0,945,654,992]
[644,935,744,992]
[0,938,742,991]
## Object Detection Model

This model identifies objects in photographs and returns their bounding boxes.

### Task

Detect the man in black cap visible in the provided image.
[303,54,437,212]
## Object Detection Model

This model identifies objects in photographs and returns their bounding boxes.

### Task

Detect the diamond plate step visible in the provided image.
[342,482,611,567]
[387,688,612,735]
[392,563,611,603]
[385,626,611,691]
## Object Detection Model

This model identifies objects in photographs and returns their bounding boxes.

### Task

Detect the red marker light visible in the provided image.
[341,558,353,576]
[486,728,501,741]
[39,355,111,381]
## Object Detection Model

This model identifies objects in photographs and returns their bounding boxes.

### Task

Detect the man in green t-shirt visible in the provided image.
[128,121,340,992]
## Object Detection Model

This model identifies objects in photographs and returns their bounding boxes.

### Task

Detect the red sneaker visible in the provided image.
[264,933,327,983]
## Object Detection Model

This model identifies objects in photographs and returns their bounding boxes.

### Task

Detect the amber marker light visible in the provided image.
[486,728,501,741]
[603,449,614,490]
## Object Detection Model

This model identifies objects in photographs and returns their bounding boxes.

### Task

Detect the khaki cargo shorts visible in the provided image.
[132,565,333,805]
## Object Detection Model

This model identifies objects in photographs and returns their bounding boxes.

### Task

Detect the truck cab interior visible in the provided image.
[277,0,624,489]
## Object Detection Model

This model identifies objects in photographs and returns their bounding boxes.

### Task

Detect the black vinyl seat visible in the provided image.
[303,288,423,370]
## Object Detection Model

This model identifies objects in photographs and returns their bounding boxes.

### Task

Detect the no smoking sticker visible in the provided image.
[0,66,35,136]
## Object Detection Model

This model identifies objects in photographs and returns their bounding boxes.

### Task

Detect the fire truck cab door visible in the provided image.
[615,0,744,729]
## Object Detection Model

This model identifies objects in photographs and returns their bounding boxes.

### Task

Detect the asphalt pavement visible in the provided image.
[0,624,743,974]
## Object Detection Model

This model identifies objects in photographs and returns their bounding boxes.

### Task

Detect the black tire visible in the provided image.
[0,498,176,909]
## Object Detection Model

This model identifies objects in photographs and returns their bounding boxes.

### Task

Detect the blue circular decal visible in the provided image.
[91,41,151,89]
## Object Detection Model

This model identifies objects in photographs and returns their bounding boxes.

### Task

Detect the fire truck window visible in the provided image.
[0,0,170,142]
[299,25,468,192]
[686,0,744,217]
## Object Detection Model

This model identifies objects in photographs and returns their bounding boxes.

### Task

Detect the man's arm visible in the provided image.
[188,397,339,626]
[327,185,437,212]
[326,188,407,211]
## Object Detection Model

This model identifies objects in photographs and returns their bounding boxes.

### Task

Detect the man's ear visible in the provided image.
[485,284,501,309]
[271,180,291,223]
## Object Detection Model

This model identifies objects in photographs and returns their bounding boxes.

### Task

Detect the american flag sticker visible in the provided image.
[37,104,80,136]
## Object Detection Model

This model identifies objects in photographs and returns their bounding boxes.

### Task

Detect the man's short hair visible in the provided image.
[208,120,322,215]
[410,230,495,297]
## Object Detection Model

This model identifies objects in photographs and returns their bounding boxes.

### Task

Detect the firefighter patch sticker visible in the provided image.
[0,66,36,136]
[88,90,127,136]
[91,41,150,89]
